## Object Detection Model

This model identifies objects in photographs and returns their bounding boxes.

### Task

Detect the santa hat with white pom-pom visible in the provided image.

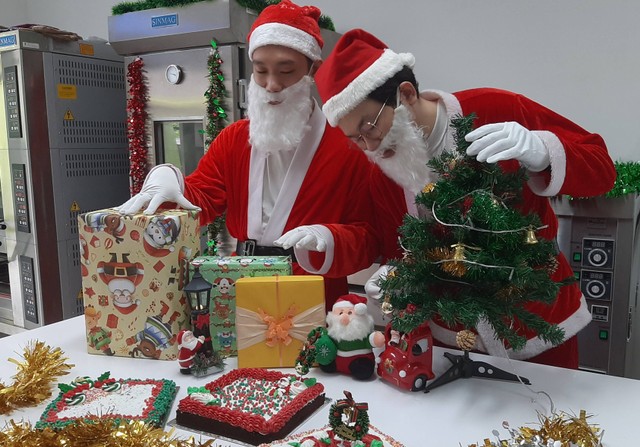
[315,28,415,127]
[332,294,368,315]
[247,0,324,62]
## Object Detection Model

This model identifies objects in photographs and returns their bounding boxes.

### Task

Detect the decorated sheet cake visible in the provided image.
[36,372,177,429]
[258,390,405,447]
[257,425,405,447]
[175,368,325,445]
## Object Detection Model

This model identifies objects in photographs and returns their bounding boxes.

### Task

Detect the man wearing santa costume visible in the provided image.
[177,329,205,374]
[314,29,616,368]
[117,1,378,310]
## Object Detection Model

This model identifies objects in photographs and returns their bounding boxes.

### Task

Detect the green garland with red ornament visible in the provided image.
[203,39,229,255]
[294,326,327,375]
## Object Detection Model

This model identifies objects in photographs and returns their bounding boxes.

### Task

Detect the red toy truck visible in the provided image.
[377,321,435,391]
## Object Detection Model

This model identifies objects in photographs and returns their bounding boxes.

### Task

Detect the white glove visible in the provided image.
[364,265,394,301]
[465,122,551,172]
[117,164,199,215]
[274,225,327,252]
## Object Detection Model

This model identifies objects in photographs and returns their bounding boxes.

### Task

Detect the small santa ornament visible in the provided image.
[97,254,144,315]
[316,294,385,380]
[177,329,204,375]
[143,215,181,258]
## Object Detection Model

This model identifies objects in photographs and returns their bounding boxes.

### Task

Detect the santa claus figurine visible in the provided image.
[177,329,204,375]
[316,294,385,380]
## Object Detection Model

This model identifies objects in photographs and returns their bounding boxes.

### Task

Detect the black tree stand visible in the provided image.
[424,350,530,393]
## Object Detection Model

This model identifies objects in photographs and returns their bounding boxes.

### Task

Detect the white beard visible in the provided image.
[365,105,438,195]
[326,312,374,342]
[247,75,314,156]
[179,334,200,351]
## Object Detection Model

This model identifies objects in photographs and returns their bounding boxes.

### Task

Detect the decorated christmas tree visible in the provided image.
[381,114,571,352]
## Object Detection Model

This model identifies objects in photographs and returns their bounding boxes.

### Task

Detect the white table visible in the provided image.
[0,316,634,446]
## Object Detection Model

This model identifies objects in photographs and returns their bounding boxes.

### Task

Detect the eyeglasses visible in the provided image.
[349,99,389,150]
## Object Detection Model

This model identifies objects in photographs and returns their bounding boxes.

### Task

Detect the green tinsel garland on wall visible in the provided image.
[112,0,335,31]
[606,161,640,198]
[564,161,640,201]
[112,0,212,15]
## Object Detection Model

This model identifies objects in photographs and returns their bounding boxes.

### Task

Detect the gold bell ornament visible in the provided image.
[381,295,393,315]
[524,226,539,244]
[451,242,467,262]
[422,182,436,194]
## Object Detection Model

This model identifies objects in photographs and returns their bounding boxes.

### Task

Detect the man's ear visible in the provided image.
[309,59,322,77]
[398,81,418,106]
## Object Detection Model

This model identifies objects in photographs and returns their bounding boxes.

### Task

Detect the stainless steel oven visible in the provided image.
[0,29,130,330]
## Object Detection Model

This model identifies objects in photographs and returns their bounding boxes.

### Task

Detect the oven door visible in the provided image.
[154,119,204,176]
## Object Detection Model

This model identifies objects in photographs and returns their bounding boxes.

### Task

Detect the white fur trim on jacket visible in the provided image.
[248,101,325,243]
[527,130,566,197]
[249,23,322,61]
[294,225,334,275]
[322,50,415,126]
[430,295,592,360]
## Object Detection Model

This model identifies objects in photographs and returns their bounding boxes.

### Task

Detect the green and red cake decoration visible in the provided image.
[176,368,326,444]
[36,372,177,429]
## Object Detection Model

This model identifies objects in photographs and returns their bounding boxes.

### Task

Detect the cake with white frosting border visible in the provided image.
[36,372,177,429]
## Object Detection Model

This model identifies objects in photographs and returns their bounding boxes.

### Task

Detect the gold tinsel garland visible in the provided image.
[0,341,74,415]
[517,410,602,446]
[426,246,468,277]
[468,410,602,447]
[0,419,214,447]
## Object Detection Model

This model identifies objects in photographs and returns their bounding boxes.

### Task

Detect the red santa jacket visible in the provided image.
[183,104,379,308]
[370,88,616,360]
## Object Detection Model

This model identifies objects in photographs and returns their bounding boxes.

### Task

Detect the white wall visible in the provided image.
[305,0,638,163]
[1,0,28,26]
[7,0,639,162]
[23,0,116,40]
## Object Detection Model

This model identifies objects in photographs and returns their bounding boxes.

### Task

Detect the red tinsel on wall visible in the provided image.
[126,57,149,196]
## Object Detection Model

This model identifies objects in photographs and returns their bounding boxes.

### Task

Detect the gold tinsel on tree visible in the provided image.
[0,341,74,415]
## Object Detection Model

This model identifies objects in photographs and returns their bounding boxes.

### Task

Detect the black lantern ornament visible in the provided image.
[183,262,214,357]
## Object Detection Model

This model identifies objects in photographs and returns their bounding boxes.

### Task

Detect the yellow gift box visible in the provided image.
[235,276,325,368]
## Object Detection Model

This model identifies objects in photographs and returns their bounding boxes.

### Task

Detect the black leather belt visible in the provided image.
[236,239,296,262]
